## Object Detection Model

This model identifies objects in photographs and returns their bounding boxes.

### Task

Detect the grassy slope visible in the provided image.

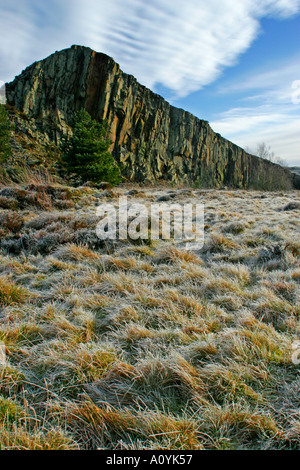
[0,179,299,450]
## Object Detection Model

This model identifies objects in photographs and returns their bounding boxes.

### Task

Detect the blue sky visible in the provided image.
[0,0,299,165]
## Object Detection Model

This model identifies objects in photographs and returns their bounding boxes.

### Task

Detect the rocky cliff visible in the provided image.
[5,45,294,189]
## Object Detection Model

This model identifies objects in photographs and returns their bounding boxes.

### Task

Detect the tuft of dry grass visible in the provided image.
[0,277,31,306]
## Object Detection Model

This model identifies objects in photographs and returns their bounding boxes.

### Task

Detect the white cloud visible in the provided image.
[0,0,300,96]
[217,57,300,98]
[211,56,300,165]
[74,0,300,96]
[255,0,300,17]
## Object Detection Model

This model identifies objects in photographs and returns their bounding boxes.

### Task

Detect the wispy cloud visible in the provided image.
[211,56,300,165]
[217,56,300,99]
[1,0,300,97]
[67,0,300,96]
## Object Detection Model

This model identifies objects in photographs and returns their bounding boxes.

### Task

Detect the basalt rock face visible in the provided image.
[6,45,293,189]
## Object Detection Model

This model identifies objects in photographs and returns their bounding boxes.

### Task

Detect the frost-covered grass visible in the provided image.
[0,183,299,450]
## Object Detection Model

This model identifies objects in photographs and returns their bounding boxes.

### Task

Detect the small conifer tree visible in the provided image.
[61,109,121,185]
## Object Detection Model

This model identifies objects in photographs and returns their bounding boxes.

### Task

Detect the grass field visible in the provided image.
[0,180,299,450]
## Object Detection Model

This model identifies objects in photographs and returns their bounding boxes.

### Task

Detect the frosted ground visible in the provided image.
[0,181,299,450]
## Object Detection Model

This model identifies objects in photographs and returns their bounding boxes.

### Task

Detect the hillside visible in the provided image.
[5,45,294,190]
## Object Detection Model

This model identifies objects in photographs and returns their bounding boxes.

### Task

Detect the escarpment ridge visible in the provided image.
[6,45,294,189]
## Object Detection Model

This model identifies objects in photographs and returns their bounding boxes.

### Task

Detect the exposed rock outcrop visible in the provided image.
[6,45,294,189]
